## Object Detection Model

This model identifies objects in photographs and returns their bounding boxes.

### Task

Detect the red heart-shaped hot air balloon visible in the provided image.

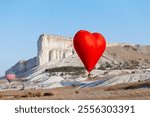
[73,30,106,73]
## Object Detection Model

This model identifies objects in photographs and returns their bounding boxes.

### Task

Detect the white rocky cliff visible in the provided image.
[6,34,74,75]
[37,34,73,66]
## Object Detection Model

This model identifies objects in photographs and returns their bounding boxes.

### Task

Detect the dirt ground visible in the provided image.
[1,81,150,100]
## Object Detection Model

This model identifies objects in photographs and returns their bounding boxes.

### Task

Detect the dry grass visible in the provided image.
[0,81,150,100]
[0,93,3,99]
[104,80,150,91]
[14,95,21,99]
[106,45,150,61]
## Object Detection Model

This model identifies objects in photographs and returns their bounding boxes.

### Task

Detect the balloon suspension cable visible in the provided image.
[88,72,91,79]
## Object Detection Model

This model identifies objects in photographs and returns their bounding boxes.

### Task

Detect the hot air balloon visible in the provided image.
[73,30,106,76]
[5,71,16,83]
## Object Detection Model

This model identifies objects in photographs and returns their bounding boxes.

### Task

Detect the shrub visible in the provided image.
[28,92,36,97]
[43,92,54,96]
[75,90,79,94]
[131,71,135,74]
[21,93,29,98]
[35,92,43,97]
[14,95,20,99]
[60,73,64,76]
[121,60,139,70]
[98,65,106,70]
[21,92,43,98]
[105,62,112,68]
[123,45,138,51]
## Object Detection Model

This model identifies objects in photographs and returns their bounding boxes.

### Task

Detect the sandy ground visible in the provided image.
[1,80,150,100]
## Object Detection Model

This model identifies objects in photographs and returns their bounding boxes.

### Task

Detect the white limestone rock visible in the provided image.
[37,34,74,66]
[6,57,36,76]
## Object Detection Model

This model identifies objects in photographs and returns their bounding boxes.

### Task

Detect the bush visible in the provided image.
[98,65,106,70]
[43,92,54,96]
[14,95,20,99]
[123,45,138,51]
[60,73,64,76]
[131,71,135,74]
[98,62,112,70]
[21,93,29,98]
[35,92,43,97]
[28,92,36,97]
[21,92,43,98]
[117,60,139,70]
[75,90,79,94]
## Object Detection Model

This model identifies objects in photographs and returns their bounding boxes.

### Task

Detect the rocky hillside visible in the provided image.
[0,43,150,91]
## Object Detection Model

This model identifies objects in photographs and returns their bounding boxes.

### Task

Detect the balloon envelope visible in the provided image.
[5,72,16,82]
[73,30,106,73]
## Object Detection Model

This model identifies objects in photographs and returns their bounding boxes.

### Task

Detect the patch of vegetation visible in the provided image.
[123,45,138,51]
[98,62,113,70]
[45,66,86,76]
[98,60,140,70]
[104,81,150,91]
[21,92,43,98]
[131,71,135,74]
[122,60,139,69]
[14,95,20,99]
[35,92,43,97]
[43,92,54,96]
[98,65,106,70]
[75,90,79,94]
[21,93,29,98]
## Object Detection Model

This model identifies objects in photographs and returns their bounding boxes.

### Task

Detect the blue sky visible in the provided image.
[0,0,150,76]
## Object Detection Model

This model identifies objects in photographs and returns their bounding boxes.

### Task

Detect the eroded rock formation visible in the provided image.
[37,34,73,66]
[6,57,36,75]
[6,34,74,75]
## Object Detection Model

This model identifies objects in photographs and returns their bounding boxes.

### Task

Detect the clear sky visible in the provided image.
[0,0,150,76]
